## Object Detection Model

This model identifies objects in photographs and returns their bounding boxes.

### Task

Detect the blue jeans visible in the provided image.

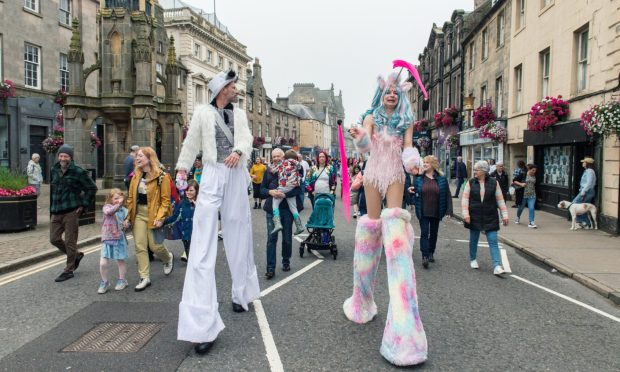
[469,229,502,268]
[266,209,293,271]
[517,197,536,223]
[419,216,440,258]
[572,189,596,226]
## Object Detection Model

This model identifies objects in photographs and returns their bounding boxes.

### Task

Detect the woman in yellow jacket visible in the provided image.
[124,147,174,291]
[250,157,267,209]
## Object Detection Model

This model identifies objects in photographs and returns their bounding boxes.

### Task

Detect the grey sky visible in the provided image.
[173,0,473,126]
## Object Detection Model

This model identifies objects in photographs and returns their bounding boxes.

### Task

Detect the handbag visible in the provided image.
[152,225,173,244]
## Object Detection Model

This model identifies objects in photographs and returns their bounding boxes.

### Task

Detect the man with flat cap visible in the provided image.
[175,70,260,355]
[50,144,98,282]
[124,145,140,189]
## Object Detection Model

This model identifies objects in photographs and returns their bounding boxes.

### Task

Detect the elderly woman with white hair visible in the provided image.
[27,153,43,195]
[461,160,509,276]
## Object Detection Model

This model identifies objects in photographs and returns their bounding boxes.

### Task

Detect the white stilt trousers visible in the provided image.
[177,163,260,343]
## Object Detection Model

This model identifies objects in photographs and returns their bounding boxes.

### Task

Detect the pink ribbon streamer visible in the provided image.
[337,123,351,223]
[393,59,429,100]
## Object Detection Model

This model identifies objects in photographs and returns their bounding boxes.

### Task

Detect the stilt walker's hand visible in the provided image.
[224,152,240,168]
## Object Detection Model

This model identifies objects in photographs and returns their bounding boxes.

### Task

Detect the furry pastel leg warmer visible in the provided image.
[343,216,383,323]
[379,208,428,366]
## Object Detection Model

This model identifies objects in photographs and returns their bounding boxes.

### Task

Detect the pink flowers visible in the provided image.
[90,132,102,151]
[416,136,431,149]
[446,134,459,149]
[54,89,67,106]
[527,95,570,132]
[478,123,507,143]
[413,119,430,132]
[0,80,16,99]
[434,106,459,128]
[0,186,37,197]
[42,110,65,153]
[580,100,620,137]
[472,104,496,128]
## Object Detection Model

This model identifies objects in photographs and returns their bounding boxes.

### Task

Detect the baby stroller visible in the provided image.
[299,193,337,259]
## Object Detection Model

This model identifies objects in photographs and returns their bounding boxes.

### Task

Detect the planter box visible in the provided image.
[0,194,37,232]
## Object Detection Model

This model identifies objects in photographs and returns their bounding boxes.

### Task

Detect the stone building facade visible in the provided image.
[62,0,183,188]
[461,0,513,176]
[285,83,345,158]
[245,59,300,162]
[161,0,251,123]
[0,0,99,179]
[411,9,471,176]
[506,0,619,232]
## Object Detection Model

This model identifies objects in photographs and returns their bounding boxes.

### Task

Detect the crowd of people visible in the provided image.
[43,69,598,367]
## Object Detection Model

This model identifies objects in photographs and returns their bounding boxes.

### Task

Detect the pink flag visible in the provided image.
[337,122,350,223]
[393,59,429,100]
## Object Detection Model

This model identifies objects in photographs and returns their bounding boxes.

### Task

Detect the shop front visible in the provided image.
[459,127,504,177]
[523,121,596,216]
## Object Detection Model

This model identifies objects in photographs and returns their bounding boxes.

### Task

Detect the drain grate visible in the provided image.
[62,322,164,353]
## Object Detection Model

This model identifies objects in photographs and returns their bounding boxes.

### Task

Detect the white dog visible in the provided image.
[557,200,598,230]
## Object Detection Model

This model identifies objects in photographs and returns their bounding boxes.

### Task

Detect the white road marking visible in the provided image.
[0,243,101,286]
[260,259,323,297]
[511,274,620,323]
[453,239,502,248]
[252,299,284,372]
[500,249,512,273]
[310,249,324,259]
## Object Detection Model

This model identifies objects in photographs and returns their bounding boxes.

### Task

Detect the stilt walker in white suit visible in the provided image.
[176,70,260,355]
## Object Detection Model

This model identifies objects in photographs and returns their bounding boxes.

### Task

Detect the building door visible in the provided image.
[29,126,48,182]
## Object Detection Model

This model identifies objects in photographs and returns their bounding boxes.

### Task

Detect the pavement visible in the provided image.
[0,183,104,275]
[1,188,619,371]
[1,182,619,305]
[449,183,620,305]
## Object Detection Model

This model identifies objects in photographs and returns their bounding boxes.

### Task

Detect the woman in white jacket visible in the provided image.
[27,153,43,195]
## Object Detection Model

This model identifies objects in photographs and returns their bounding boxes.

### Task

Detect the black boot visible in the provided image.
[253,201,258,209]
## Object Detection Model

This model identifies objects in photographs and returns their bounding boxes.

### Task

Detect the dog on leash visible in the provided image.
[557,201,598,230]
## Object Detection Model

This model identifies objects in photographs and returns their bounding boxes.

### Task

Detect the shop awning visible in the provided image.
[523,121,589,146]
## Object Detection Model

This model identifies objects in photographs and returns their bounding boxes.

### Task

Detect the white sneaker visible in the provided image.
[114,279,128,291]
[514,219,520,224]
[134,277,151,292]
[470,260,479,269]
[163,252,174,275]
[97,280,109,294]
[493,266,505,275]
[528,222,537,229]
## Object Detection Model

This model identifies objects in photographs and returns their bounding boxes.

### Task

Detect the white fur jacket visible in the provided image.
[176,104,253,171]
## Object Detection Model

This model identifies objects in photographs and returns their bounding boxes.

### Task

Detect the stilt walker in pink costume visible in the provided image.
[344,71,427,366]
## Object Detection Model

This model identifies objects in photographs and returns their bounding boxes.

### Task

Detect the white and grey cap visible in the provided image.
[208,70,238,99]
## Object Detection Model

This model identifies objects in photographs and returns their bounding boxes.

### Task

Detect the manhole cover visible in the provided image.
[62,322,164,353]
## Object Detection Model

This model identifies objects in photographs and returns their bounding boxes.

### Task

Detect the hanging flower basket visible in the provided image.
[42,110,65,153]
[446,134,460,149]
[416,136,431,149]
[434,106,459,128]
[580,99,620,137]
[0,80,16,100]
[479,122,507,143]
[527,95,570,132]
[90,132,102,151]
[54,89,67,106]
[473,104,497,128]
[413,119,430,132]
[252,136,265,148]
